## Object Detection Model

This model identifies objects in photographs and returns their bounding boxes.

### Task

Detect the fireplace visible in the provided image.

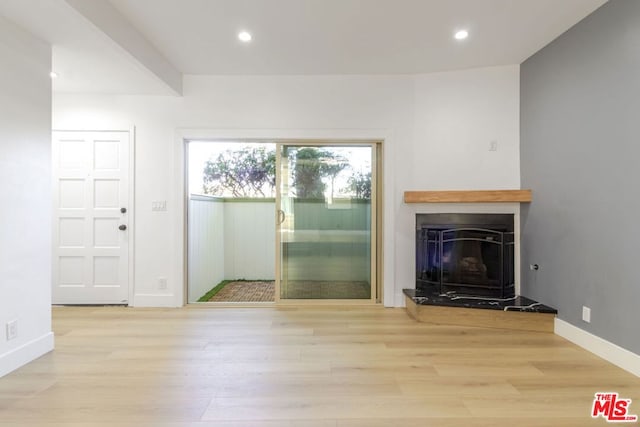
[416,213,515,298]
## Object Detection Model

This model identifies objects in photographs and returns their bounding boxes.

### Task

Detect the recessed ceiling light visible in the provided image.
[454,30,469,40]
[238,31,252,43]
[49,71,58,79]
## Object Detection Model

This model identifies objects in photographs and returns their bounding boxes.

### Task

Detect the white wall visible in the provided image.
[188,198,275,302]
[0,16,54,377]
[188,196,225,302]
[53,65,520,307]
[223,201,275,281]
[409,67,520,190]
[394,66,522,304]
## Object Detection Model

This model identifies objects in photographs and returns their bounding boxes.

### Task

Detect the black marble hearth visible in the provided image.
[403,285,557,314]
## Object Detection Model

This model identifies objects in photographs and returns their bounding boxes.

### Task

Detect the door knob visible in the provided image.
[120,207,127,213]
[119,224,127,231]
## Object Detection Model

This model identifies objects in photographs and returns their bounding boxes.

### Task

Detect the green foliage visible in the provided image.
[203,146,276,197]
[292,147,348,199]
[201,145,365,200]
[197,279,233,302]
[347,171,372,199]
[320,154,349,199]
[292,147,325,199]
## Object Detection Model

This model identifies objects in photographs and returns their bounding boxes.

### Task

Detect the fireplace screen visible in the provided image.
[416,214,514,298]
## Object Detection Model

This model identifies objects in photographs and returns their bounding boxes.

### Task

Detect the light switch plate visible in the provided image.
[152,201,167,211]
[6,320,17,340]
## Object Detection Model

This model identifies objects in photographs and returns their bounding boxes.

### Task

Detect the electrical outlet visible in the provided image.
[582,306,591,323]
[489,140,498,151]
[158,277,168,290]
[6,320,17,341]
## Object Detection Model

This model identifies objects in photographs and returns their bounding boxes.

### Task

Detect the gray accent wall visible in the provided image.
[521,0,640,354]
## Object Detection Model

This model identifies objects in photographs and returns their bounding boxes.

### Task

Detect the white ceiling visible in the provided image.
[0,0,608,94]
[0,0,174,94]
[109,0,607,75]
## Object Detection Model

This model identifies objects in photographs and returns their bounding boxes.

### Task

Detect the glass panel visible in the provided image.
[279,145,372,299]
[187,141,277,303]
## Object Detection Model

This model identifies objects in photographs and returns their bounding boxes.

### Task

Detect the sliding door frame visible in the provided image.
[178,131,385,307]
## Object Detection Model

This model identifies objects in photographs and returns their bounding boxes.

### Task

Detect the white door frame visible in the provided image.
[52,128,136,305]
[175,128,394,307]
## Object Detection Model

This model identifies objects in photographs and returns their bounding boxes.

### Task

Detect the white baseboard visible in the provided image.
[393,292,406,308]
[554,318,640,377]
[0,332,54,378]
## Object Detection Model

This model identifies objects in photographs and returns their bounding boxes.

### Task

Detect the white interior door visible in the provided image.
[53,131,130,304]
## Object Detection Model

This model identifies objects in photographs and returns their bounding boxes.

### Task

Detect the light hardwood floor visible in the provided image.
[0,306,638,426]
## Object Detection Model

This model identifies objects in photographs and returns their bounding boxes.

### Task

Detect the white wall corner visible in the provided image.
[0,332,54,378]
[395,292,407,308]
[554,318,640,378]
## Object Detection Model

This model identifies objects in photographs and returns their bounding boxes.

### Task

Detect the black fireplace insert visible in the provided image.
[416,213,514,298]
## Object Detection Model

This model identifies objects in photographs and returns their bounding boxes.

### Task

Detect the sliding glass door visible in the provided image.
[276,144,375,301]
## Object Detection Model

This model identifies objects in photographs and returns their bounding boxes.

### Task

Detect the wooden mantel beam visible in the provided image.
[404,189,532,203]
